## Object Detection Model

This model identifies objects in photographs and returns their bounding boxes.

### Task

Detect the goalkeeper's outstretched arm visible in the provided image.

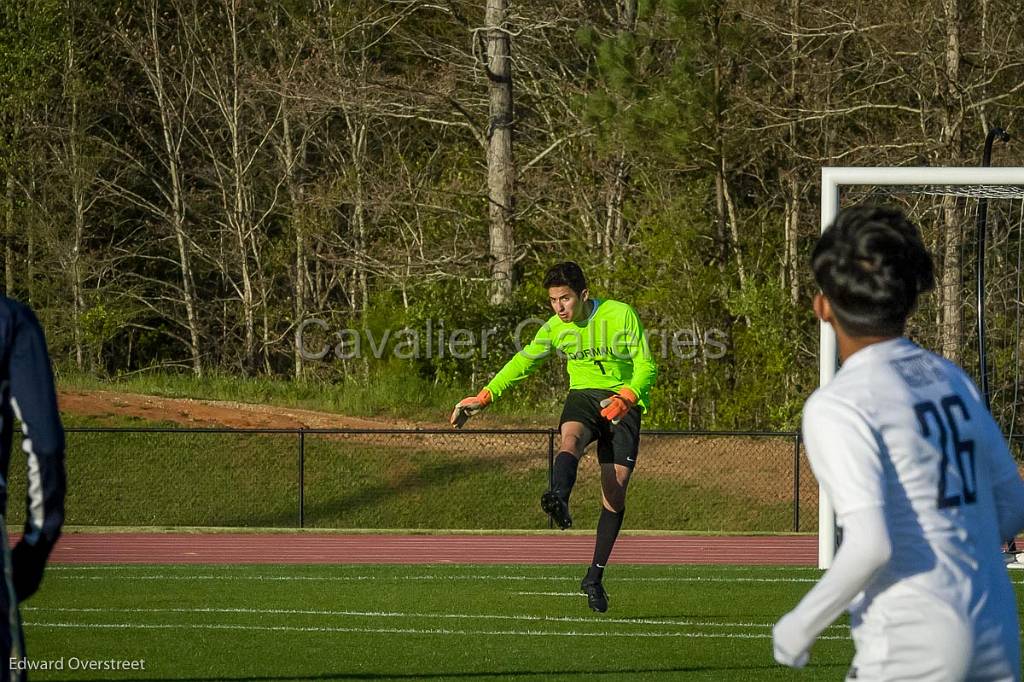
[449,323,553,428]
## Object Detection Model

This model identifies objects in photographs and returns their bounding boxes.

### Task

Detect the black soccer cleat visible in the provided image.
[580,579,609,613]
[540,489,573,530]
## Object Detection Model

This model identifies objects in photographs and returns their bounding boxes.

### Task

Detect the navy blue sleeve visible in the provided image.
[8,304,65,548]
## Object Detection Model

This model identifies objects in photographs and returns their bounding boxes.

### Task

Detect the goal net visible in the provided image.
[818,167,1024,567]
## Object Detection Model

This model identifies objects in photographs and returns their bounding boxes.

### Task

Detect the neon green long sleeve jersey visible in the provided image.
[484,298,657,411]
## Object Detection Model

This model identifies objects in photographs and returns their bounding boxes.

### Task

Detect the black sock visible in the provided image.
[588,507,625,583]
[551,451,579,501]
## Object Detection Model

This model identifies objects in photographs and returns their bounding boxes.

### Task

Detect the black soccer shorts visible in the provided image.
[558,388,641,468]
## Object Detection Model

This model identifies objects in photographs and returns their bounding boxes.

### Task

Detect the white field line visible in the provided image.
[46,566,1024,585]
[27,605,847,632]
[22,621,849,641]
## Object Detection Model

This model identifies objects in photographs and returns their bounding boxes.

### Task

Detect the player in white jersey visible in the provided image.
[773,205,1024,681]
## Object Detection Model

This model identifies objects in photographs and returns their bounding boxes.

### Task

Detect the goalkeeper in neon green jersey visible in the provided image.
[450,261,657,612]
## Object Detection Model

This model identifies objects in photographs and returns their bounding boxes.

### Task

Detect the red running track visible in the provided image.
[43,533,818,566]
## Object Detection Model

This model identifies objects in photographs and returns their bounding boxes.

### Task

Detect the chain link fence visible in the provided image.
[6,428,821,533]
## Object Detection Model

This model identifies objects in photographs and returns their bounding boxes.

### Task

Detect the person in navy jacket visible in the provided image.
[0,296,66,682]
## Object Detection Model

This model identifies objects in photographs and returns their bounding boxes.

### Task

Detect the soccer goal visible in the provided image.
[818,166,1024,568]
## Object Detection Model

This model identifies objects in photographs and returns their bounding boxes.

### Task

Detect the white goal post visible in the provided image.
[818,166,1024,568]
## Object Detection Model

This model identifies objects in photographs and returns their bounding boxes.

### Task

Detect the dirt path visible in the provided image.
[56,389,553,470]
[58,388,429,430]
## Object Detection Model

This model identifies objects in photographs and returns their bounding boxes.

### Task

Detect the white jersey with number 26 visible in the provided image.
[803,337,1021,679]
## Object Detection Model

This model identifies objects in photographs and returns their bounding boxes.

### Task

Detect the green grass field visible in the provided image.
[22,563,871,681]
[28,562,1024,680]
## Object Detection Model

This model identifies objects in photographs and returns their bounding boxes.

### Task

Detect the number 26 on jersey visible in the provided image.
[914,395,977,508]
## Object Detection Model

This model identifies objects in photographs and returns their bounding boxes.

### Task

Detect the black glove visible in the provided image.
[11,540,50,603]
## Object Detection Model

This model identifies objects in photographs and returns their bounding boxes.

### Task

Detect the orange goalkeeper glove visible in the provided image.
[599,387,638,425]
[450,388,493,429]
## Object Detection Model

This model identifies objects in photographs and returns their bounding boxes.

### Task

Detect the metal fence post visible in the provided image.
[792,432,801,532]
[298,429,306,528]
[548,429,556,530]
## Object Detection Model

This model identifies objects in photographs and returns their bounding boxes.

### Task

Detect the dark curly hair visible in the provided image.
[543,261,588,296]
[811,205,935,337]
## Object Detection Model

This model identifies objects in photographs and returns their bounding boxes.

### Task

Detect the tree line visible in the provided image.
[2,0,1023,429]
